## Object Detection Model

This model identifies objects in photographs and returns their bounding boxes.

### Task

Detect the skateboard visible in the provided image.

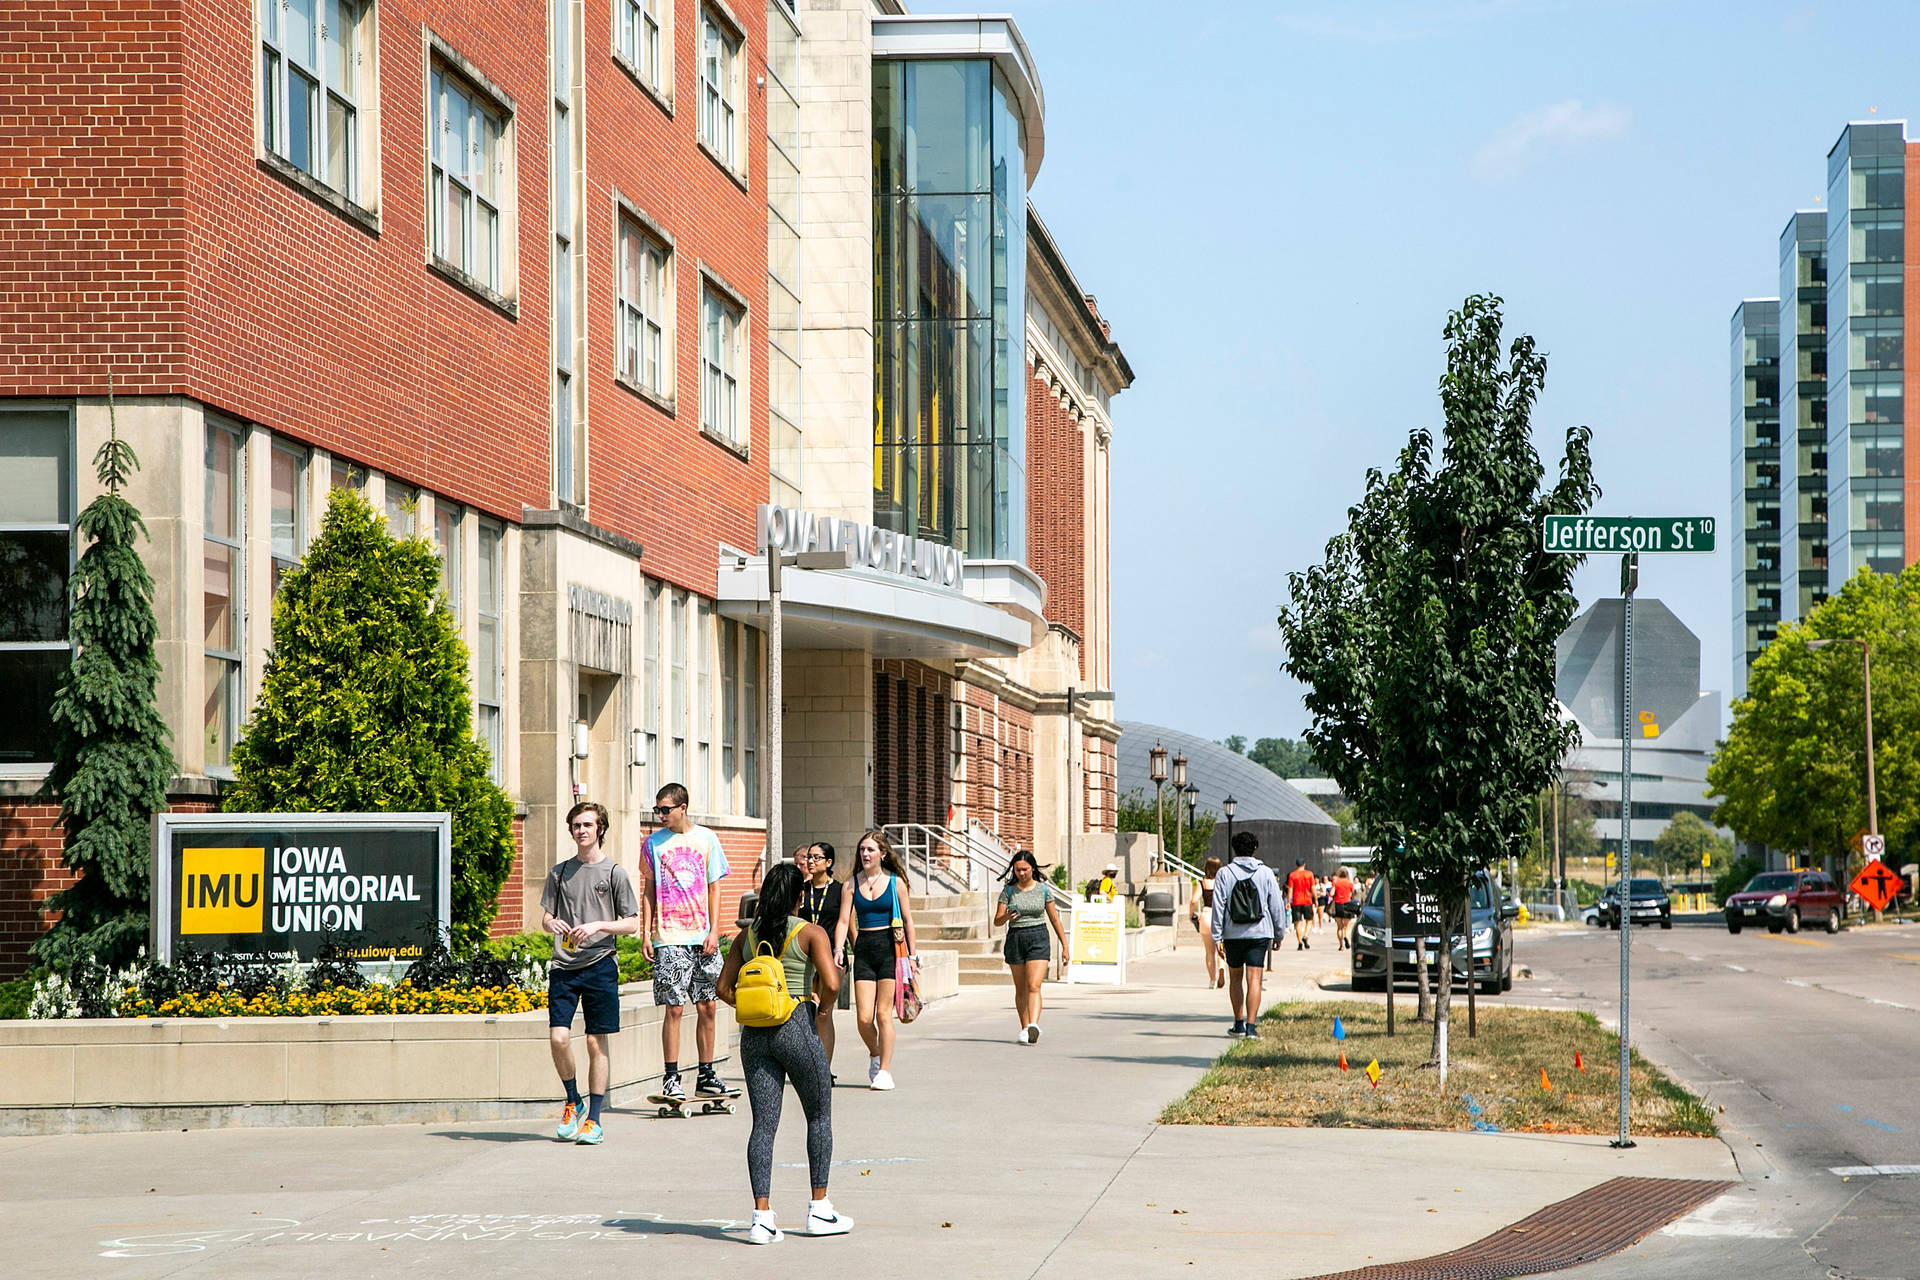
[647,1087,740,1118]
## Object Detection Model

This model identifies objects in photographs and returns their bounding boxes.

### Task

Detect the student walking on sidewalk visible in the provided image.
[1189,857,1225,989]
[1211,831,1287,1038]
[1287,858,1318,950]
[835,830,919,1090]
[542,801,641,1145]
[641,782,731,1106]
[717,863,852,1244]
[995,851,1067,1044]
[796,842,845,1073]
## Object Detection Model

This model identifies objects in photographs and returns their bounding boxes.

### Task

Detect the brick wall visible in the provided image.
[488,815,528,939]
[1026,367,1087,664]
[2,0,769,596]
[872,660,952,828]
[1083,732,1116,833]
[953,679,1034,850]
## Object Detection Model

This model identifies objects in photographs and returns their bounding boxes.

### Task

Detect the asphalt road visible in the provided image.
[1514,918,1920,1280]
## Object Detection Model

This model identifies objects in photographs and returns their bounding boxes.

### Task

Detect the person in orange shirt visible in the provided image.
[1286,859,1318,951]
[1330,866,1358,950]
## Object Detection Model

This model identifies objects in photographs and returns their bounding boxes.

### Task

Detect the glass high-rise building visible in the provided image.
[1730,299,1780,700]
[1779,210,1829,624]
[1825,121,1907,588]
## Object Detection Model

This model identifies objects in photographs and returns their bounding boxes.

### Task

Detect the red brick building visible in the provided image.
[0,0,1130,976]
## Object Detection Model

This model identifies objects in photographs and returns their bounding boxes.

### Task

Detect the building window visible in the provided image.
[618,215,671,400]
[642,578,661,797]
[384,481,416,536]
[434,502,461,613]
[699,11,741,172]
[617,0,665,96]
[204,423,246,773]
[0,412,72,770]
[429,62,508,294]
[669,587,687,784]
[330,455,366,492]
[742,625,760,816]
[721,619,739,808]
[260,0,368,202]
[702,284,744,446]
[552,0,583,506]
[476,520,504,783]
[270,443,308,593]
[696,597,713,801]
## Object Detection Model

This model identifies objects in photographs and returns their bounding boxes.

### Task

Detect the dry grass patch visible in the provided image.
[1161,1001,1715,1137]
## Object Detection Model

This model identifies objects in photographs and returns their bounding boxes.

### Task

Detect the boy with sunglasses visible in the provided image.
[641,782,732,1103]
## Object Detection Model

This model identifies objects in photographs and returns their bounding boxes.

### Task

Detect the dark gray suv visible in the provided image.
[1349,870,1520,996]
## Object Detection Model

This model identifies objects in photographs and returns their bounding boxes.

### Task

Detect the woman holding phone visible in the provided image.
[835,830,918,1090]
[994,851,1067,1044]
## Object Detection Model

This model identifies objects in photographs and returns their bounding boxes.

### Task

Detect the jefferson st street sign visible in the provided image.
[1542,515,1716,555]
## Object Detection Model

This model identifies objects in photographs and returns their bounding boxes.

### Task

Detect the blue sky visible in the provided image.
[915,0,1911,741]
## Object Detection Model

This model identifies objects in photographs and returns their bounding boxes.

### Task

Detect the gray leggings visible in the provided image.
[741,1003,832,1199]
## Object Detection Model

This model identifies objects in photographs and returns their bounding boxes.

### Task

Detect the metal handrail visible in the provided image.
[1156,849,1206,881]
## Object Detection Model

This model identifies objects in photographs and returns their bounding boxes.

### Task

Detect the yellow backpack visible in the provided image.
[735,920,807,1028]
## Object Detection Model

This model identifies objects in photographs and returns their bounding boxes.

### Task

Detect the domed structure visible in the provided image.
[1117,723,1340,874]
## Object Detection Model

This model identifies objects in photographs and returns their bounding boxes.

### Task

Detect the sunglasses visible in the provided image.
[651,803,685,817]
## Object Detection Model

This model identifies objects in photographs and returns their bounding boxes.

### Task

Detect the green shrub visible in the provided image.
[224,489,515,950]
[0,976,34,1020]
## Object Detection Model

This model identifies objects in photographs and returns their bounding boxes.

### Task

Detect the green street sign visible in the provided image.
[1541,515,1716,555]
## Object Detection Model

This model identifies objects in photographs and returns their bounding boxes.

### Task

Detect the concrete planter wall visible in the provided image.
[0,963,960,1136]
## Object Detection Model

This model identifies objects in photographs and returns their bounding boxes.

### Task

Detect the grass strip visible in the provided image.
[1160,1000,1716,1137]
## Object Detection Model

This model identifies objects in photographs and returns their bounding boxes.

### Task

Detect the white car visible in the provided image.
[1581,902,1601,926]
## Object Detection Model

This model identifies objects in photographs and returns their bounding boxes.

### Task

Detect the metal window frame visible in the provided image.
[268,440,309,587]
[617,216,671,395]
[701,283,743,443]
[0,404,76,775]
[203,421,248,776]
[261,0,364,199]
[699,11,740,167]
[434,500,462,615]
[669,586,688,781]
[430,67,505,289]
[475,518,505,783]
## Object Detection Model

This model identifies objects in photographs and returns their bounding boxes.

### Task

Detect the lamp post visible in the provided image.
[1223,793,1237,853]
[1184,785,1199,855]
[1149,742,1169,872]
[1808,637,1878,915]
[763,545,855,879]
[1171,751,1189,869]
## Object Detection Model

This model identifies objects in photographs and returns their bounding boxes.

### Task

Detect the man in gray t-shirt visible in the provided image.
[541,801,640,1145]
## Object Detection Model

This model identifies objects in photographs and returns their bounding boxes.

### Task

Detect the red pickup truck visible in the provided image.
[1724,870,1846,935]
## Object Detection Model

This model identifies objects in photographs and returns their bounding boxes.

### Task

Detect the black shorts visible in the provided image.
[1222,937,1269,969]
[1292,904,1315,924]
[852,930,897,983]
[548,954,621,1035]
[1003,926,1050,965]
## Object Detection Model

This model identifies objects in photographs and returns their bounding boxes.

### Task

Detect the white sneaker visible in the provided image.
[1014,1028,1030,1044]
[748,1214,783,1245]
[807,1201,853,1236]
[1025,1024,1041,1044]
[867,1055,881,1084]
[869,1069,895,1091]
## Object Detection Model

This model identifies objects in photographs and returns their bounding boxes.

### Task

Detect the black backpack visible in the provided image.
[1227,870,1265,925]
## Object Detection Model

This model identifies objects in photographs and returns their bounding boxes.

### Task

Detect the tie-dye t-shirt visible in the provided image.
[645,824,730,946]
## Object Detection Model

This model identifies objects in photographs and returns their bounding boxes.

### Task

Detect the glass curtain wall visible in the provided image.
[1778,212,1828,623]
[1826,123,1906,587]
[873,58,1026,561]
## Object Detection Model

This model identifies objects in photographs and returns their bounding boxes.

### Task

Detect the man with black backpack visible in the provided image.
[1209,831,1288,1038]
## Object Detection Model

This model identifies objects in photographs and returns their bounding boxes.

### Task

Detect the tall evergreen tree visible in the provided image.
[35,395,178,970]
[225,488,515,951]
[1279,296,1597,1083]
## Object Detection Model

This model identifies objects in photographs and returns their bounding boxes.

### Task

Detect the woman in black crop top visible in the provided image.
[797,842,845,1071]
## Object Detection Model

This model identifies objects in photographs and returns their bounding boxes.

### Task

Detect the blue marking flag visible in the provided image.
[1333,1017,1347,1041]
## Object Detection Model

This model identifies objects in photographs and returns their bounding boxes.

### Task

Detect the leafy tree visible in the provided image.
[33,401,177,970]
[1709,566,1920,872]
[1278,296,1597,1083]
[1221,734,1247,756]
[1711,852,1764,906]
[1651,811,1732,881]
[1117,788,1217,863]
[224,488,515,951]
[1247,736,1325,779]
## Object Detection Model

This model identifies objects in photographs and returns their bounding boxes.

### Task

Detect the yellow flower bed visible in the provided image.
[119,985,546,1019]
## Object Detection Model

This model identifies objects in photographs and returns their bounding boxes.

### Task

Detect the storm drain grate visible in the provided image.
[1298,1176,1735,1280]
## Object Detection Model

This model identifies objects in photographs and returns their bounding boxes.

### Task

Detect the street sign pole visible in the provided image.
[1615,551,1636,1149]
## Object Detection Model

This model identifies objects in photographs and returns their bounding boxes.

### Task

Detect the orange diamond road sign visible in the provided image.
[1852,859,1902,912]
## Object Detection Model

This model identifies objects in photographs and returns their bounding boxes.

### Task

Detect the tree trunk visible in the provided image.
[1413,936,1432,1022]
[1429,891,1458,1084]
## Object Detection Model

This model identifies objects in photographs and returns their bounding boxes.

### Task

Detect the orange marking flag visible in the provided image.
[1338,1050,1348,1072]
[1540,1067,1553,1091]
[1574,1051,1585,1074]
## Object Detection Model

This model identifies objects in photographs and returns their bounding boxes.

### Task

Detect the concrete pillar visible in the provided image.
[779,647,873,862]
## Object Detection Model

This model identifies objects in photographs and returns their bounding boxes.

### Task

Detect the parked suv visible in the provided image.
[1598,878,1671,930]
[1350,870,1520,995]
[1725,870,1846,935]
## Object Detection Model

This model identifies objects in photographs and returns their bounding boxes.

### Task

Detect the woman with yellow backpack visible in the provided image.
[717,861,851,1245]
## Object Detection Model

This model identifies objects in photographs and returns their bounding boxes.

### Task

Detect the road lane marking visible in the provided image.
[1685,955,1704,962]
[1868,998,1915,1010]
[1830,1165,1920,1177]
[1785,979,1811,988]
[1887,953,1920,962]
[1862,1118,1901,1132]
[1772,937,1831,947]
[1725,965,1748,972]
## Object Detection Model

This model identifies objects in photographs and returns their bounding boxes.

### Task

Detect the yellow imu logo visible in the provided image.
[179,847,266,934]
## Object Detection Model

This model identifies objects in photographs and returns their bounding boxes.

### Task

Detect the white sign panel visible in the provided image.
[1066,898,1127,985]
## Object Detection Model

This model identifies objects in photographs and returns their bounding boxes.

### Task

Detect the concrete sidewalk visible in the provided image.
[0,932,1737,1279]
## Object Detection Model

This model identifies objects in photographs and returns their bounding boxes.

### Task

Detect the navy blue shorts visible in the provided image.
[1222,937,1269,969]
[548,954,621,1035]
